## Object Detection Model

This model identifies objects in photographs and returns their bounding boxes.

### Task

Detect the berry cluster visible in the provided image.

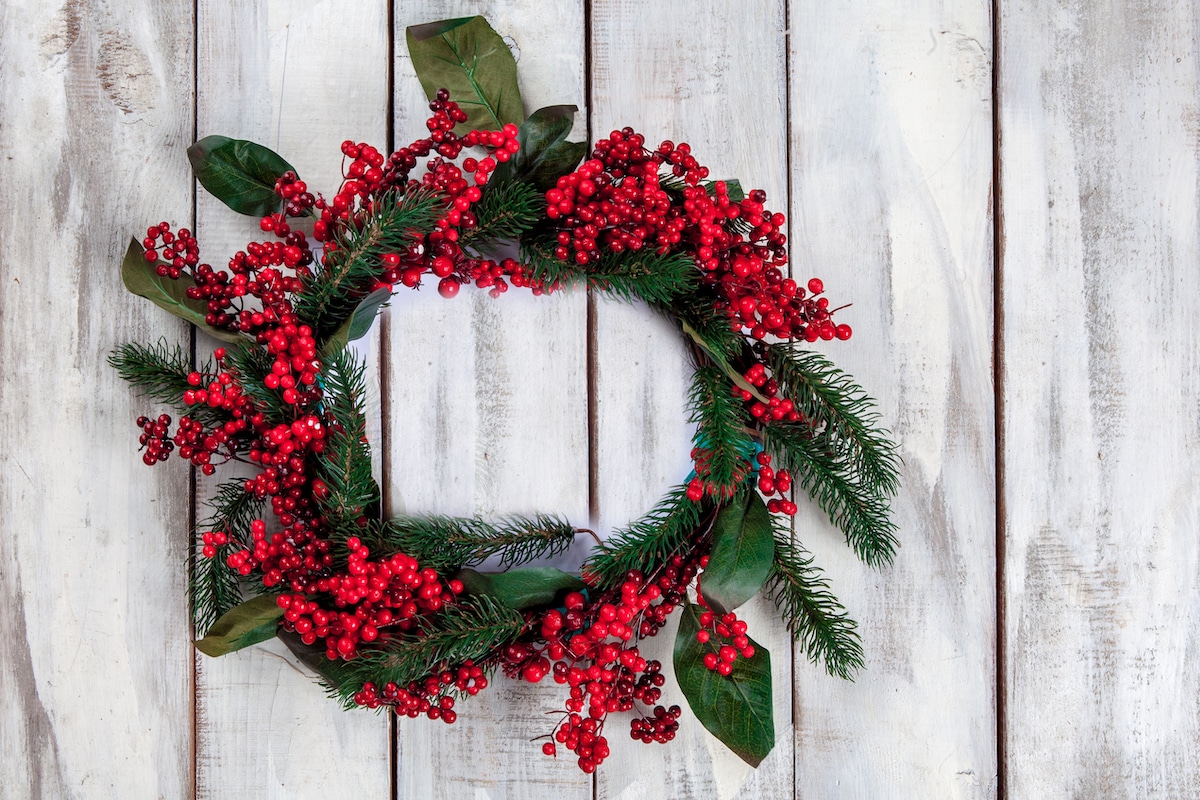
[353,660,488,725]
[693,586,756,676]
[135,413,175,465]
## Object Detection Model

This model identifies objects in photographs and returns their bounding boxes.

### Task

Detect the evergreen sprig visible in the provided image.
[222,344,291,424]
[460,180,544,250]
[316,349,380,535]
[377,514,578,573]
[327,594,524,707]
[520,237,693,306]
[108,340,222,424]
[766,521,863,680]
[192,481,261,635]
[584,486,705,587]
[688,365,756,492]
[762,422,897,566]
[294,189,443,338]
[765,344,900,495]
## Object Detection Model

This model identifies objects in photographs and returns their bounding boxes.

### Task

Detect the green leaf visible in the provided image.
[407,16,523,132]
[277,629,358,691]
[702,492,775,615]
[194,594,283,657]
[456,567,585,610]
[491,105,587,191]
[187,135,295,217]
[674,598,775,767]
[121,238,246,344]
[320,287,392,356]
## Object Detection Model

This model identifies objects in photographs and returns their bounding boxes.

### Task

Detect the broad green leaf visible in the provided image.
[407,16,523,132]
[491,105,587,191]
[277,629,357,690]
[320,287,392,356]
[187,135,295,217]
[121,238,245,345]
[713,179,745,202]
[194,594,283,657]
[674,598,775,767]
[456,567,585,610]
[702,492,775,615]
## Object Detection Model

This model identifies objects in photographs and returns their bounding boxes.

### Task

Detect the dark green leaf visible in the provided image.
[121,238,245,344]
[715,179,744,202]
[456,567,585,610]
[320,287,392,356]
[491,105,587,191]
[187,135,295,217]
[277,629,358,691]
[674,598,774,767]
[194,594,283,657]
[407,16,523,132]
[702,492,775,615]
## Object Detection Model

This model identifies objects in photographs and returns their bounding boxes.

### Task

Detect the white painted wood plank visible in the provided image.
[999,3,1200,797]
[0,1,194,798]
[788,4,997,797]
[193,1,391,796]
[387,2,592,797]
[589,2,795,798]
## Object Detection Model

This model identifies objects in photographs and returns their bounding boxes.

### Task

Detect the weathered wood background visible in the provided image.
[1,0,1197,797]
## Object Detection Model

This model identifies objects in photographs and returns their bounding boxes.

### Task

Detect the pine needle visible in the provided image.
[584,485,704,587]
[687,365,756,493]
[316,349,380,534]
[460,180,544,250]
[376,514,578,573]
[192,481,261,635]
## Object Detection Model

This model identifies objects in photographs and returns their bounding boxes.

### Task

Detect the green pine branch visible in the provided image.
[762,423,897,566]
[765,344,900,495]
[583,485,704,588]
[222,344,291,424]
[316,349,380,535]
[376,513,578,573]
[766,520,863,680]
[459,180,544,250]
[294,189,444,338]
[520,236,694,306]
[108,340,224,425]
[192,481,261,635]
[688,365,756,493]
[327,594,524,707]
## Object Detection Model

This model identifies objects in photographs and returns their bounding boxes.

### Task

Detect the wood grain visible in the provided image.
[0,1,195,798]
[589,2,796,798]
[788,3,997,797]
[999,2,1200,797]
[192,1,391,796]
[387,2,592,797]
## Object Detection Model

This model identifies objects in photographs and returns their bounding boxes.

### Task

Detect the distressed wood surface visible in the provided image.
[5,0,1200,797]
[192,1,391,797]
[999,2,1200,797]
[588,2,797,798]
[0,1,195,798]
[787,3,998,798]
[387,3,591,799]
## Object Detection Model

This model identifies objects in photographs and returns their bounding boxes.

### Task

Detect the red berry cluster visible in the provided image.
[498,559,699,773]
[276,538,464,660]
[353,660,487,724]
[753,452,796,516]
[693,585,756,676]
[135,414,174,465]
[684,445,753,502]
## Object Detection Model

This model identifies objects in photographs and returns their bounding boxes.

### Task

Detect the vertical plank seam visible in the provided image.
[384,4,398,800]
[190,0,201,796]
[991,1,1007,797]
[583,4,598,799]
[782,1,798,795]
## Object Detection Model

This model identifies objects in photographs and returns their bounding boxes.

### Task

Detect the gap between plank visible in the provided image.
[189,0,200,795]
[991,1,1007,797]
[385,3,398,799]
[583,2,598,797]
[782,2,798,795]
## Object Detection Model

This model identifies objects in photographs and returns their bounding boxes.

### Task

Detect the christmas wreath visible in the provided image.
[112,16,899,772]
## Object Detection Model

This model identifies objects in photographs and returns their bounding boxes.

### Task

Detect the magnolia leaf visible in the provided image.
[277,629,357,690]
[407,16,523,132]
[121,239,245,344]
[674,598,775,767]
[320,287,392,356]
[194,594,283,657]
[187,135,295,217]
[701,492,775,615]
[456,567,585,610]
[491,105,587,191]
